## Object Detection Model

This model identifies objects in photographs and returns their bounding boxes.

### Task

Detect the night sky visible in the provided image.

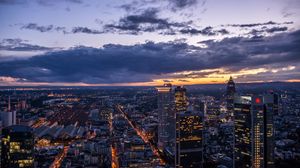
[0,0,299,86]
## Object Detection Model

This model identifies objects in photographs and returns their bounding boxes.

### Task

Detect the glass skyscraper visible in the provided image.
[174,86,187,113]
[226,76,236,114]
[233,94,275,168]
[156,83,175,152]
[175,111,203,168]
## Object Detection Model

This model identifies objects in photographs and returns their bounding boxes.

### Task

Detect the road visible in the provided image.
[115,105,166,165]
[50,145,69,168]
[111,145,119,168]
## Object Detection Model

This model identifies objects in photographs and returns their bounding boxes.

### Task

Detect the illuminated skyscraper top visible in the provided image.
[175,86,187,113]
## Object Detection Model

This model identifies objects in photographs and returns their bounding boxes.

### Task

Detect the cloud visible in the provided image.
[21,23,66,33]
[248,26,288,36]
[168,0,198,10]
[228,21,277,27]
[281,0,300,18]
[20,23,104,35]
[265,26,288,33]
[0,29,299,84]
[104,7,228,36]
[179,27,229,36]
[0,38,58,51]
[71,27,103,34]
[104,8,191,35]
[88,20,228,36]
[119,0,200,13]
[226,21,293,28]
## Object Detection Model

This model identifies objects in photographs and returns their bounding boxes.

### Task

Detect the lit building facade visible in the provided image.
[156,83,175,152]
[234,94,275,168]
[175,111,203,168]
[1,125,34,168]
[175,86,188,112]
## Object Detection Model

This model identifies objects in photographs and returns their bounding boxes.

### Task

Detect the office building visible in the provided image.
[175,111,203,168]
[174,86,187,112]
[1,125,35,168]
[234,94,275,168]
[226,76,236,113]
[193,99,206,114]
[156,83,175,152]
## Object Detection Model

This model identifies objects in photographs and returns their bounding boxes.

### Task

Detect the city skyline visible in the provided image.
[0,0,300,86]
[1,76,300,167]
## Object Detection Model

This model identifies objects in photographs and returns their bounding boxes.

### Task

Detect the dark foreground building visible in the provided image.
[234,94,275,168]
[175,111,203,168]
[1,125,34,168]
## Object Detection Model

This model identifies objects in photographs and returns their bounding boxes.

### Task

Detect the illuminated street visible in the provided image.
[50,146,69,168]
[116,105,166,165]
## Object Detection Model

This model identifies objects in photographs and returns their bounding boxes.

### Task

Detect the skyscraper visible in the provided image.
[226,76,236,112]
[175,110,203,168]
[233,94,275,168]
[156,83,175,152]
[226,76,236,97]
[174,86,187,112]
[1,125,35,168]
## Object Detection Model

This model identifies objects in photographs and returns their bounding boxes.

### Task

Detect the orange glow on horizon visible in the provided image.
[0,78,299,87]
[0,66,298,86]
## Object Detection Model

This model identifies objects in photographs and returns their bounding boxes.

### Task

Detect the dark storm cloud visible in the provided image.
[21,23,66,33]
[0,29,299,84]
[71,27,103,34]
[0,38,57,51]
[104,8,191,35]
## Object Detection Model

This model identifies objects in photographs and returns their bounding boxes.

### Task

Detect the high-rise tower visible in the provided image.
[233,94,275,168]
[175,110,203,168]
[174,86,188,113]
[226,76,236,105]
[156,83,175,152]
